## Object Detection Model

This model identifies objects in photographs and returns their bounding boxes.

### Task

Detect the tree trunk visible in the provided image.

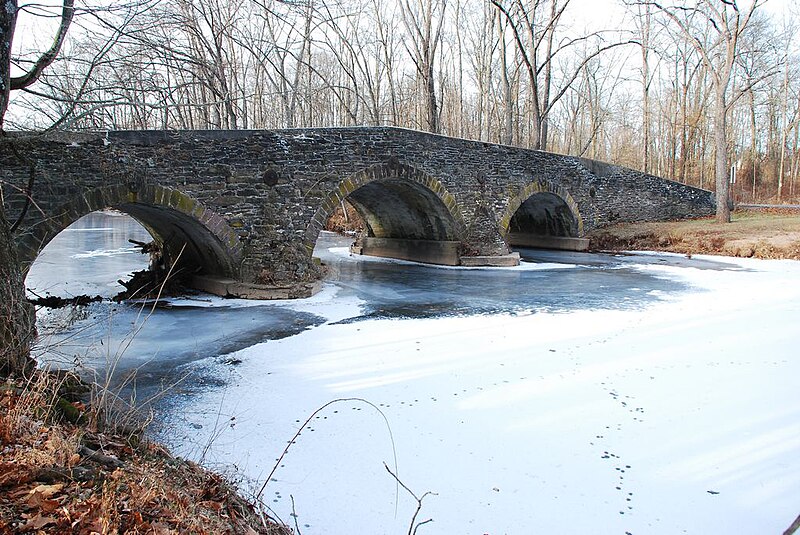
[538,0,559,151]
[499,19,513,145]
[750,88,757,201]
[0,0,18,128]
[425,59,439,133]
[454,0,464,137]
[640,3,651,174]
[1,1,35,376]
[0,199,35,377]
[778,55,790,202]
[792,114,799,199]
[714,87,731,222]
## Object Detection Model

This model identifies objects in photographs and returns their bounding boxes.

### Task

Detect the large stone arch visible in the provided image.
[304,161,466,254]
[499,180,585,239]
[17,183,243,279]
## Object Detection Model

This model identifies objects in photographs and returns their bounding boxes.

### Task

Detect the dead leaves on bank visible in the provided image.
[0,377,291,535]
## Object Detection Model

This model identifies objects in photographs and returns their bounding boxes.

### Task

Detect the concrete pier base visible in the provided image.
[353,237,461,266]
[191,275,321,300]
[459,252,520,267]
[351,238,522,267]
[509,232,590,252]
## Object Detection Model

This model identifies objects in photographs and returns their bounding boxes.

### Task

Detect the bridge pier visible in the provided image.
[191,275,321,299]
[350,237,521,267]
[351,238,460,265]
[459,252,521,267]
[508,232,590,252]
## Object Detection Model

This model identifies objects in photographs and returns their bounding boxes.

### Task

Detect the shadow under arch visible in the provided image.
[16,184,242,280]
[305,162,466,257]
[499,181,584,247]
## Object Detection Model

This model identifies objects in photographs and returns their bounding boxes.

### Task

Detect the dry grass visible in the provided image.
[0,371,292,534]
[325,201,364,235]
[588,209,800,259]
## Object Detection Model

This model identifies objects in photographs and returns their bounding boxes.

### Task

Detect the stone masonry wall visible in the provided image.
[0,128,715,285]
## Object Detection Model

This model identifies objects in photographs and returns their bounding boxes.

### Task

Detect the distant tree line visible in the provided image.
[7,0,800,208]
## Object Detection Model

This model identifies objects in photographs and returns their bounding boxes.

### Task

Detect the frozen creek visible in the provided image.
[27,212,800,535]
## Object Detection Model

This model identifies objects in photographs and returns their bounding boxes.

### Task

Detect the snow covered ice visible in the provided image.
[158,249,800,535]
[28,217,800,534]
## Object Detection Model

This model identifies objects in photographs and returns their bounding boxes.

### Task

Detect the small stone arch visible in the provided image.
[304,161,466,254]
[498,180,584,239]
[17,183,243,279]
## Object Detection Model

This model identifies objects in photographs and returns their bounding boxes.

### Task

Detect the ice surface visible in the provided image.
[26,211,151,297]
[158,251,800,535]
[29,218,800,534]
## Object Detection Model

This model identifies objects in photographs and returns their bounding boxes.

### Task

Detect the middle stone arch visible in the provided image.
[306,162,467,265]
[498,180,589,252]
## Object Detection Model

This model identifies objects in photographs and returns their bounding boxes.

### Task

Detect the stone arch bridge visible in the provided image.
[1,127,714,298]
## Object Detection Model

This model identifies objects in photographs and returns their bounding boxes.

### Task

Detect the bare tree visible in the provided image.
[1,0,158,373]
[3,0,796,208]
[1,0,74,375]
[645,0,760,222]
[491,0,635,151]
[399,0,446,132]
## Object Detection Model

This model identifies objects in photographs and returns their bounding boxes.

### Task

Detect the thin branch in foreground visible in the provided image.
[254,397,398,504]
[383,462,437,535]
[784,512,800,535]
[290,495,302,535]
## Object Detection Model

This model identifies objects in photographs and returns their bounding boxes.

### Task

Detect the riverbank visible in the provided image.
[587,208,800,259]
[0,371,291,534]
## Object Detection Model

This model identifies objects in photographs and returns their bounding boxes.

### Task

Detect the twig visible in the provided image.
[784,513,800,535]
[413,518,434,535]
[383,462,436,535]
[254,397,397,503]
[290,495,302,535]
[88,244,188,435]
[79,445,124,469]
[198,386,230,465]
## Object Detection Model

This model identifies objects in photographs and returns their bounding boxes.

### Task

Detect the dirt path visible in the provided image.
[587,209,800,260]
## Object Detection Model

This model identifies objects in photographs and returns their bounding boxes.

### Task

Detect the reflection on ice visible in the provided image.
[72,247,142,259]
[27,223,729,400]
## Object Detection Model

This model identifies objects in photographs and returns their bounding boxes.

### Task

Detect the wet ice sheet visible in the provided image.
[314,233,723,321]
[160,253,800,535]
[26,211,152,297]
[27,213,326,401]
[34,300,327,402]
[30,225,714,393]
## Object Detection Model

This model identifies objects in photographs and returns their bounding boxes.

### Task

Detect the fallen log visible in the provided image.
[28,294,103,309]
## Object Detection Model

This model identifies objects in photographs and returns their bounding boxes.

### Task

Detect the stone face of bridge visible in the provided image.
[1,127,714,298]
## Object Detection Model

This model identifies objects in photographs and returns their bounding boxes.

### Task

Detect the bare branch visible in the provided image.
[383,462,437,535]
[10,0,75,90]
